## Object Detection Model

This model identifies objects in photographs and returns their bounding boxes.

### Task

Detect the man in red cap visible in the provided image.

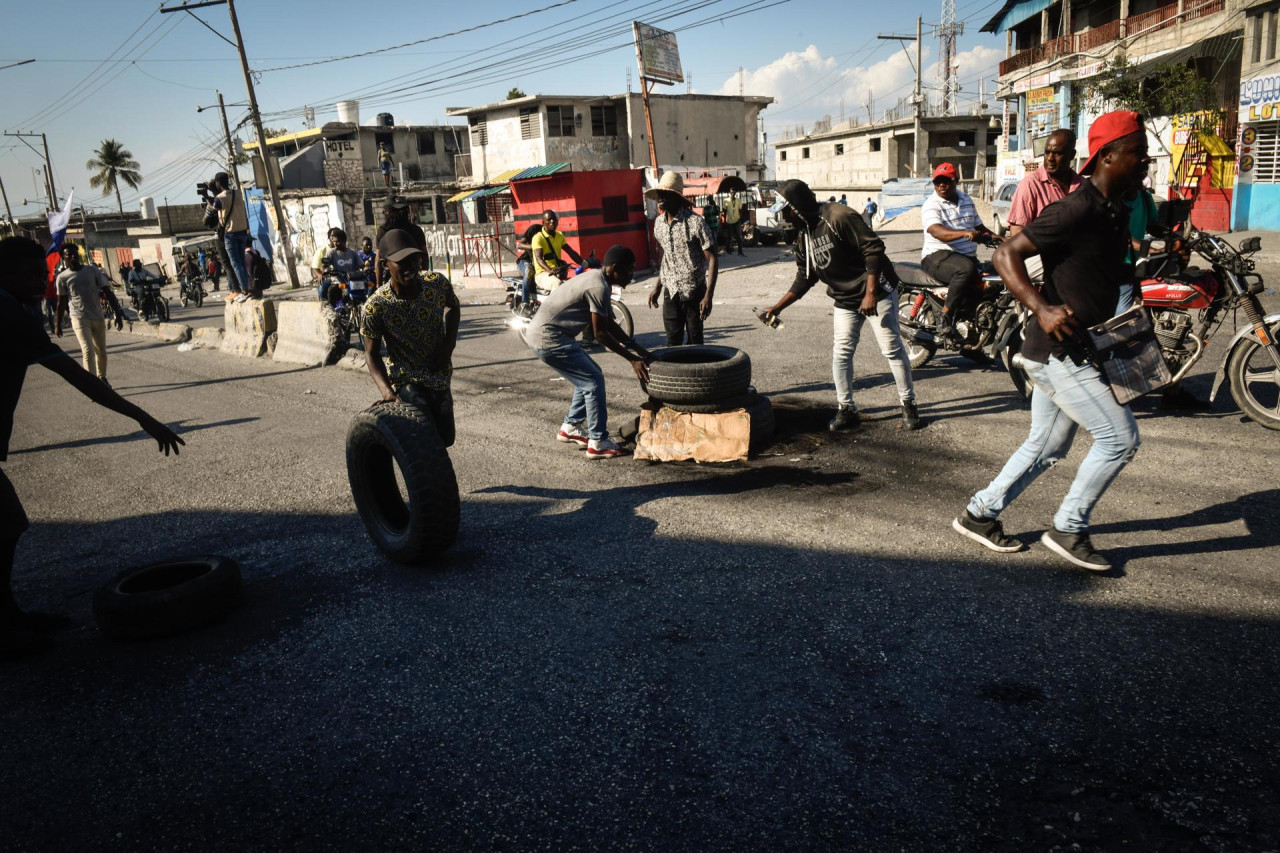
[952,111,1150,572]
[919,162,997,341]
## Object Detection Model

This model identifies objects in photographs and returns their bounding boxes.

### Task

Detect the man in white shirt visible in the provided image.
[919,163,995,340]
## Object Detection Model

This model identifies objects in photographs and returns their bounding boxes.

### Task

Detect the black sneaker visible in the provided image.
[1041,529,1111,571]
[952,511,1025,553]
[898,400,923,431]
[828,406,861,432]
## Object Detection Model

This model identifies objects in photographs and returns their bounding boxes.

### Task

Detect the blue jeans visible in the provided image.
[968,356,1140,533]
[224,230,250,292]
[518,259,534,305]
[533,342,608,440]
[1116,282,1137,314]
[832,292,915,408]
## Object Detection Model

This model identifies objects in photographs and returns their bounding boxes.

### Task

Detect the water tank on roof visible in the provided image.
[376,112,394,128]
[336,100,360,125]
[140,197,157,220]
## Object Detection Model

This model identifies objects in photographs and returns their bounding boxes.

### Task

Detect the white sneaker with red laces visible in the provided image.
[556,422,589,446]
[585,437,625,459]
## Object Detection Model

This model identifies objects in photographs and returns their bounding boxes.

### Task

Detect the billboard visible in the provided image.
[633,22,684,84]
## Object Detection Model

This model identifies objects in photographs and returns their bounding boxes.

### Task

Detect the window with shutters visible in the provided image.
[1251,120,1280,183]
[520,107,541,140]
[602,194,628,223]
[469,115,488,146]
[591,105,617,137]
[546,105,575,138]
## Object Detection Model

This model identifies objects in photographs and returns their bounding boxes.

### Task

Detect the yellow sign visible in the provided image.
[1026,86,1054,108]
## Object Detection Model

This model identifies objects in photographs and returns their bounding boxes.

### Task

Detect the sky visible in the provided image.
[0,0,1006,220]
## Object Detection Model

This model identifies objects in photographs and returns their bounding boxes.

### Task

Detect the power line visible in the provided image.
[182,8,236,48]
[9,8,161,129]
[256,0,584,74]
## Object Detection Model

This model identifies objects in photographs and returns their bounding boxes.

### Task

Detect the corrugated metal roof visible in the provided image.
[474,184,510,198]
[446,184,510,203]
[242,127,323,151]
[510,162,571,181]
[445,189,473,203]
[491,168,526,182]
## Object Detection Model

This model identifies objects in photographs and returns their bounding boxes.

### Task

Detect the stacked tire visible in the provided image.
[645,345,774,451]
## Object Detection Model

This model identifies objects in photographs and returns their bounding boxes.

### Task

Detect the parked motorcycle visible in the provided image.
[1002,229,1280,430]
[503,253,635,340]
[895,255,1018,368]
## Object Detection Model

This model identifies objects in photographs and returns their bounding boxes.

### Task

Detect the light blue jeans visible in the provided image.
[223,230,250,292]
[832,291,916,409]
[1116,282,1137,315]
[533,342,608,440]
[968,355,1140,533]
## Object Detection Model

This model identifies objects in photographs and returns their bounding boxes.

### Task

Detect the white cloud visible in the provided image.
[721,43,1003,130]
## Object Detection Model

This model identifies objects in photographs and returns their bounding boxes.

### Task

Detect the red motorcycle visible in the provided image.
[1004,229,1280,430]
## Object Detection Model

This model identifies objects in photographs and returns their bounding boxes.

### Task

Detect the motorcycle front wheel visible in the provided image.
[156,300,170,323]
[897,292,938,369]
[1005,328,1034,403]
[612,302,634,339]
[1226,323,1280,430]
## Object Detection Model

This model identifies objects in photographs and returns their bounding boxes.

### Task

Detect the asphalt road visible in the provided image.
[3,231,1279,851]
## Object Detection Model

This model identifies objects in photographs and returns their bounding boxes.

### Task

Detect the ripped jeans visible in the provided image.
[968,355,1140,533]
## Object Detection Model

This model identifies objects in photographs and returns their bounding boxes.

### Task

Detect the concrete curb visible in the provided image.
[273,301,342,367]
[117,319,193,342]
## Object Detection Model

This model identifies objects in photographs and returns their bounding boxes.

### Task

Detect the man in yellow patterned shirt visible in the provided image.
[361,229,460,445]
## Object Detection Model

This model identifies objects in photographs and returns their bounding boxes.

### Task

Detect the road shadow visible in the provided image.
[115,365,314,397]
[1091,488,1280,563]
[2,486,1277,850]
[9,416,258,455]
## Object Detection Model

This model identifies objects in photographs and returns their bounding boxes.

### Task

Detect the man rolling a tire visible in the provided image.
[525,245,651,459]
[361,229,461,446]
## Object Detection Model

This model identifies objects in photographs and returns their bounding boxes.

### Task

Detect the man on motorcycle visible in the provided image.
[953,111,1150,572]
[525,245,651,460]
[920,163,996,342]
[126,260,159,310]
[312,228,364,305]
[361,229,460,446]
[514,221,544,317]
[761,179,921,432]
[530,210,588,296]
[1006,129,1083,281]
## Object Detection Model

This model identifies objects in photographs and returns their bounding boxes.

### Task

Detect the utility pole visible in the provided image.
[162,0,300,289]
[0,175,14,235]
[5,131,57,210]
[878,17,925,178]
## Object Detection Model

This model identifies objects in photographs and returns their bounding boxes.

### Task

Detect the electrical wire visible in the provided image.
[256,0,584,74]
[10,8,161,129]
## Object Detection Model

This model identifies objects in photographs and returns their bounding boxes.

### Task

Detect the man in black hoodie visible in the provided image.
[762,179,922,431]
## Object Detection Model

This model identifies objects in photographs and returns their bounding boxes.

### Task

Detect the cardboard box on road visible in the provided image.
[635,402,751,463]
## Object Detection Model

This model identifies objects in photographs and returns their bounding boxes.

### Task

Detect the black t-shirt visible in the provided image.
[789,202,898,308]
[516,224,542,263]
[1021,181,1130,363]
[1,289,65,461]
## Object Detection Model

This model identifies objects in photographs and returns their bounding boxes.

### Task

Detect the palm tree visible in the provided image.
[86,139,142,213]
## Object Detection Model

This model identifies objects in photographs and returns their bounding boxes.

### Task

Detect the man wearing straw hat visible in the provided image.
[646,172,719,346]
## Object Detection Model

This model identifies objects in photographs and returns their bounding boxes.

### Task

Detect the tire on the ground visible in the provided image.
[652,389,759,414]
[346,401,460,563]
[746,394,775,454]
[93,555,242,641]
[645,345,752,405]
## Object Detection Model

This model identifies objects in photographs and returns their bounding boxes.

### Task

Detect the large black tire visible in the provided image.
[1225,323,1280,431]
[645,345,752,405]
[653,389,759,414]
[747,395,775,454]
[156,299,170,323]
[93,556,242,641]
[346,401,460,563]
